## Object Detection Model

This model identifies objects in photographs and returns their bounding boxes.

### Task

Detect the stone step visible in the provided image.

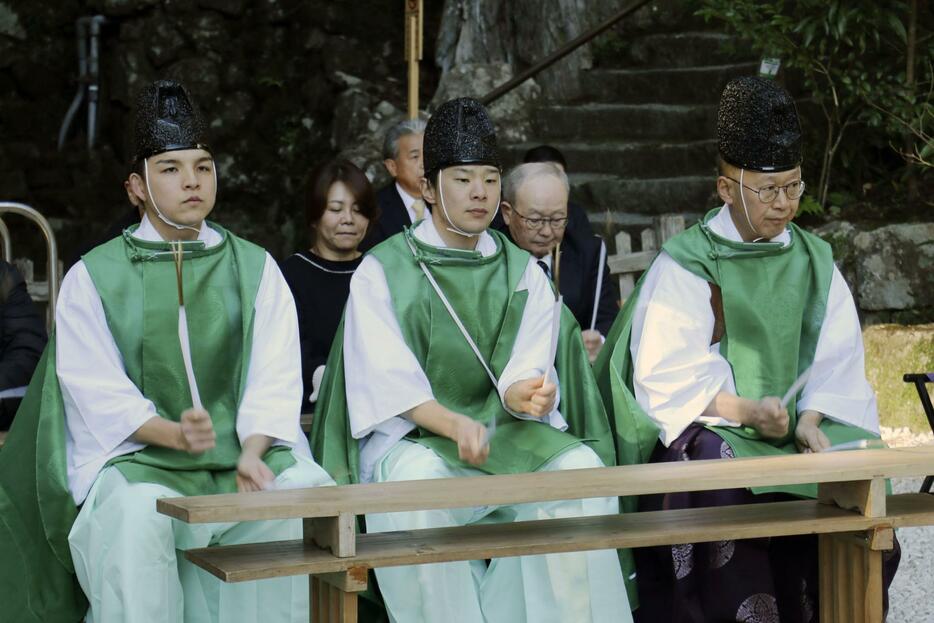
[536,103,716,141]
[502,139,717,178]
[582,62,759,104]
[601,32,753,69]
[568,173,717,217]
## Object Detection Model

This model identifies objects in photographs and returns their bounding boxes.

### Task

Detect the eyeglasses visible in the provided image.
[512,208,569,230]
[724,177,806,203]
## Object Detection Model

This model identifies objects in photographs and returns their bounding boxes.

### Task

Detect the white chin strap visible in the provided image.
[436,168,501,239]
[143,157,217,235]
[738,167,764,242]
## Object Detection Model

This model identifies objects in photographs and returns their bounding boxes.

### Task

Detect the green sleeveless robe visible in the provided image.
[313,226,615,481]
[0,223,286,622]
[310,226,636,608]
[593,209,880,507]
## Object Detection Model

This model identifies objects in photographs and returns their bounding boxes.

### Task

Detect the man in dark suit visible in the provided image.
[500,162,618,361]
[361,118,428,250]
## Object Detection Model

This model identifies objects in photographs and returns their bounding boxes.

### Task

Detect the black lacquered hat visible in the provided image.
[717,76,802,172]
[132,79,211,162]
[423,97,500,177]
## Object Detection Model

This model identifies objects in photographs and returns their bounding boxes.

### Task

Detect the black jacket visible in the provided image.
[0,261,48,428]
[496,206,618,336]
[361,184,419,251]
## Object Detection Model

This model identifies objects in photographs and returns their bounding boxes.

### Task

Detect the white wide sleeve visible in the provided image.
[57,262,152,502]
[236,254,311,456]
[497,257,567,430]
[797,267,879,433]
[630,252,738,446]
[344,255,433,439]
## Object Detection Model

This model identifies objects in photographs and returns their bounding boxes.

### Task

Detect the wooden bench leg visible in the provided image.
[304,515,363,622]
[310,569,366,623]
[819,527,893,623]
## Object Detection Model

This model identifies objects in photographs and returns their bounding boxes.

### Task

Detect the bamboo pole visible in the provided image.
[405,0,423,119]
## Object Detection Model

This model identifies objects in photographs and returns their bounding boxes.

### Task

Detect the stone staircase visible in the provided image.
[502,30,759,240]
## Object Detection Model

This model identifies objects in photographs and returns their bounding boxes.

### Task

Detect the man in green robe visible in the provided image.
[0,80,333,623]
[593,76,899,622]
[311,97,631,623]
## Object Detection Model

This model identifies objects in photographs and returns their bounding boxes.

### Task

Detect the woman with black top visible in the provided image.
[281,159,379,407]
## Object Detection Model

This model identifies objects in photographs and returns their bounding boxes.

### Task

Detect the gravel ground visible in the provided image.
[880,426,934,623]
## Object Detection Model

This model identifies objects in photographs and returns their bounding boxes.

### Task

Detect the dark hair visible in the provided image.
[523,144,568,171]
[304,159,379,243]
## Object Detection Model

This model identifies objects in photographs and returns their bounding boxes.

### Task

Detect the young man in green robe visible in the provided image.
[593,76,899,622]
[311,97,631,623]
[0,79,333,623]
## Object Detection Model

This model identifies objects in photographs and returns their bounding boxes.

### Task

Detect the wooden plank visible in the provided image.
[314,567,368,593]
[819,534,833,622]
[819,478,886,517]
[607,250,655,274]
[850,538,865,622]
[865,548,884,623]
[655,214,685,243]
[184,494,934,582]
[613,230,635,302]
[833,537,848,621]
[329,584,339,622]
[158,447,934,524]
[869,526,894,551]
[339,589,357,623]
[640,227,656,251]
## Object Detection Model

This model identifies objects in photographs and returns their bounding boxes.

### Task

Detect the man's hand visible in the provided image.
[453,414,490,466]
[504,377,557,418]
[236,434,276,492]
[236,452,275,492]
[795,410,830,453]
[581,330,603,363]
[177,408,216,454]
[744,397,790,439]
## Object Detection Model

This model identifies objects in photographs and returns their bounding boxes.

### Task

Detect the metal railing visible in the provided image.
[0,202,60,330]
[480,0,653,106]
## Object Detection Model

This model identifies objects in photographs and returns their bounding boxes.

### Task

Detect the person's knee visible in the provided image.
[547,444,605,472]
[378,442,451,483]
[277,453,336,489]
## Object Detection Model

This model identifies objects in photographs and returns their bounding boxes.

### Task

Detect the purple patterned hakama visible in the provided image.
[633,425,900,623]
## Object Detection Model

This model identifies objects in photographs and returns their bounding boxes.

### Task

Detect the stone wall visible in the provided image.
[817,221,934,324]
[0,0,441,268]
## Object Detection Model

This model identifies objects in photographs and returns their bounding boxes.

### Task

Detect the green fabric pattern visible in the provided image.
[0,223,284,622]
[310,225,631,606]
[83,225,293,495]
[312,226,615,478]
[594,208,880,500]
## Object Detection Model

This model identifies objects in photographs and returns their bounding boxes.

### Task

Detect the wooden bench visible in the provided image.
[159,446,934,623]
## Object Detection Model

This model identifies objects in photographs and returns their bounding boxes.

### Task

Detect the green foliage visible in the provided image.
[696,1,932,209]
[796,194,824,216]
[863,324,934,433]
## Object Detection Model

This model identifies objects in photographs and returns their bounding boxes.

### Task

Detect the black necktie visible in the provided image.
[537,260,551,279]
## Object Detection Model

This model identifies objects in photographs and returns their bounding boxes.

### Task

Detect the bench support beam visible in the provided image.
[305,517,363,623]
[306,513,356,557]
[818,478,886,518]
[819,530,892,623]
[311,576,359,623]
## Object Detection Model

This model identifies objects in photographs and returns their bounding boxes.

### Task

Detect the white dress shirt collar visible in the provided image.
[133,213,222,247]
[708,204,791,246]
[413,215,498,257]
